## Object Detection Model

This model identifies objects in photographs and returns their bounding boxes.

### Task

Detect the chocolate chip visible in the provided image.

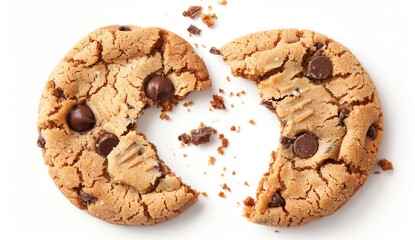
[269,192,285,208]
[54,87,65,98]
[281,137,295,149]
[145,74,175,103]
[78,189,96,204]
[209,47,221,55]
[338,107,350,126]
[118,25,131,31]
[37,133,46,148]
[191,126,213,145]
[314,42,324,50]
[187,24,201,35]
[367,124,377,139]
[178,133,192,144]
[182,5,202,19]
[96,132,120,156]
[261,100,274,111]
[67,104,96,132]
[293,133,319,158]
[305,55,332,80]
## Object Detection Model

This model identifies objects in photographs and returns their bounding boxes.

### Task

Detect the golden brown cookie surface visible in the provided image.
[37,25,210,225]
[221,29,383,227]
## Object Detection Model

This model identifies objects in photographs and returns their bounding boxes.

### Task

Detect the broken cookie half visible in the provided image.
[220,29,383,227]
[37,25,210,225]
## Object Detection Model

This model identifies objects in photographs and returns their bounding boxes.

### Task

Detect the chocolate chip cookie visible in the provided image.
[37,25,210,225]
[220,29,383,227]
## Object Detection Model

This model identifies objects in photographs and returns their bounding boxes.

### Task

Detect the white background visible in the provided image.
[2,0,415,239]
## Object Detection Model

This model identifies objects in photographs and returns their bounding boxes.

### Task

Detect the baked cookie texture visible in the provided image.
[37,25,210,225]
[221,29,383,227]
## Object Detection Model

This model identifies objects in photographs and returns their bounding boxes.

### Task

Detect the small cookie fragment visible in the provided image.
[182,6,202,19]
[201,13,217,28]
[187,24,202,35]
[191,126,213,145]
[178,125,213,146]
[208,156,216,165]
[244,197,255,207]
[218,191,225,198]
[209,47,221,55]
[377,159,393,171]
[178,133,192,144]
[218,0,227,5]
[221,183,231,192]
[210,94,226,109]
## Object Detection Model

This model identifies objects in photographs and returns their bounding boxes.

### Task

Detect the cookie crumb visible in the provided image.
[229,92,234,97]
[209,47,221,55]
[201,192,208,197]
[249,119,256,125]
[223,167,227,172]
[377,159,393,171]
[231,104,234,108]
[221,183,232,192]
[374,171,381,174]
[217,146,224,155]
[210,94,226,109]
[182,6,202,19]
[232,171,236,175]
[244,196,255,207]
[201,13,217,28]
[236,90,246,97]
[230,125,236,131]
[178,133,191,144]
[194,43,199,48]
[208,156,216,165]
[159,112,170,120]
[244,181,249,187]
[207,5,213,11]
[218,191,225,198]
[219,88,225,94]
[187,25,201,35]
[179,125,213,145]
[183,101,194,107]
[183,153,188,158]
[212,128,218,134]
[226,76,231,82]
[274,230,280,233]
[218,0,227,5]
[201,44,206,49]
